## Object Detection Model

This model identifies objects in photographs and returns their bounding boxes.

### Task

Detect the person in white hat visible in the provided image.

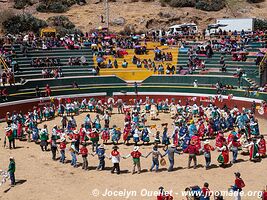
[109,146,121,174]
[123,146,146,174]
[202,140,215,169]
[39,125,49,151]
[92,144,107,170]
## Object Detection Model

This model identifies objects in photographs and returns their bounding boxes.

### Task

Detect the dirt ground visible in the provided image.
[0,110,267,200]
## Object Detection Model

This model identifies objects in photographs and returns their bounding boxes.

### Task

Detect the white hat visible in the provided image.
[10,157,14,160]
[73,130,78,134]
[98,144,105,149]
[133,146,139,152]
[5,127,11,131]
[60,137,66,142]
[92,128,97,132]
[204,140,210,144]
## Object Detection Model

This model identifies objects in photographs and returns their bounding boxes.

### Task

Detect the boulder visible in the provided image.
[111,17,126,26]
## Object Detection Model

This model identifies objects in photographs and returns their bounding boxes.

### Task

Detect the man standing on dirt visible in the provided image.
[162,144,182,172]
[8,157,16,187]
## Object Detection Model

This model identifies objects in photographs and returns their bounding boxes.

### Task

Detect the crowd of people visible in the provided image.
[3,97,266,168]
[2,96,267,199]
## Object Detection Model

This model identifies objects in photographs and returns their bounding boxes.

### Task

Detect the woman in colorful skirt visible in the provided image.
[132,113,139,124]
[162,126,170,146]
[111,126,121,144]
[258,135,266,158]
[88,99,95,112]
[250,120,260,136]
[58,103,65,116]
[123,127,131,144]
[49,106,55,118]
[38,108,43,122]
[33,109,39,122]
[145,98,151,112]
[32,125,39,143]
[192,104,199,116]
[101,128,110,144]
[217,142,229,167]
[93,115,101,130]
[44,107,50,121]
[17,120,23,139]
[84,114,92,130]
[245,138,260,161]
[141,127,150,144]
[80,98,87,112]
[162,100,169,113]
[11,122,18,139]
[172,128,179,147]
[89,128,99,152]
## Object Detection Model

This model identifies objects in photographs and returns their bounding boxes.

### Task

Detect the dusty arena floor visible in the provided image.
[0,111,267,200]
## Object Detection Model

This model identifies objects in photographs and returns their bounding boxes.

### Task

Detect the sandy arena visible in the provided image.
[0,111,267,200]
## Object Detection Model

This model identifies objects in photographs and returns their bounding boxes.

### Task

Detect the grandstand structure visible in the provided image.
[178,41,264,88]
[5,44,96,80]
[0,37,266,115]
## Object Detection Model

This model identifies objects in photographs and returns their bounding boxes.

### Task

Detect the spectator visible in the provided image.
[35,86,41,97]
[122,60,128,68]
[194,80,198,88]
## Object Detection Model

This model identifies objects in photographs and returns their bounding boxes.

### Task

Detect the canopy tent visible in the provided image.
[40,27,56,37]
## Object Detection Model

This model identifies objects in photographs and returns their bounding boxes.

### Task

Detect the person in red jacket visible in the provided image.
[123,146,145,174]
[258,135,266,158]
[216,132,226,148]
[201,182,211,200]
[261,186,267,200]
[59,138,66,163]
[184,140,199,169]
[202,140,215,169]
[231,172,245,200]
[79,143,89,170]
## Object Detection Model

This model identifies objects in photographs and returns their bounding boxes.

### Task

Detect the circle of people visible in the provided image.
[4,97,266,175]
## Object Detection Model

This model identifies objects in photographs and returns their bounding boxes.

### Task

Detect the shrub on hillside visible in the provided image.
[159,0,225,11]
[37,2,67,13]
[167,0,196,7]
[2,14,47,34]
[254,19,267,30]
[195,0,225,11]
[36,0,77,13]
[47,15,81,36]
[247,0,265,3]
[14,0,34,9]
[47,16,75,29]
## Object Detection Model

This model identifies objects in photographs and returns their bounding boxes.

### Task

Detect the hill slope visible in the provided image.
[0,0,267,33]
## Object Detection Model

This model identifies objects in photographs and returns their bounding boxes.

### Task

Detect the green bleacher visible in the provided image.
[5,44,96,81]
[177,41,264,86]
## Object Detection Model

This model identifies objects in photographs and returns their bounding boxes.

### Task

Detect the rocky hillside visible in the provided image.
[0,0,267,34]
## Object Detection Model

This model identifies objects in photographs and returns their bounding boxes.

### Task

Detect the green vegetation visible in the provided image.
[160,0,226,11]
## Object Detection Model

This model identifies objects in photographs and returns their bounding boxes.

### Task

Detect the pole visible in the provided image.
[105,0,109,31]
